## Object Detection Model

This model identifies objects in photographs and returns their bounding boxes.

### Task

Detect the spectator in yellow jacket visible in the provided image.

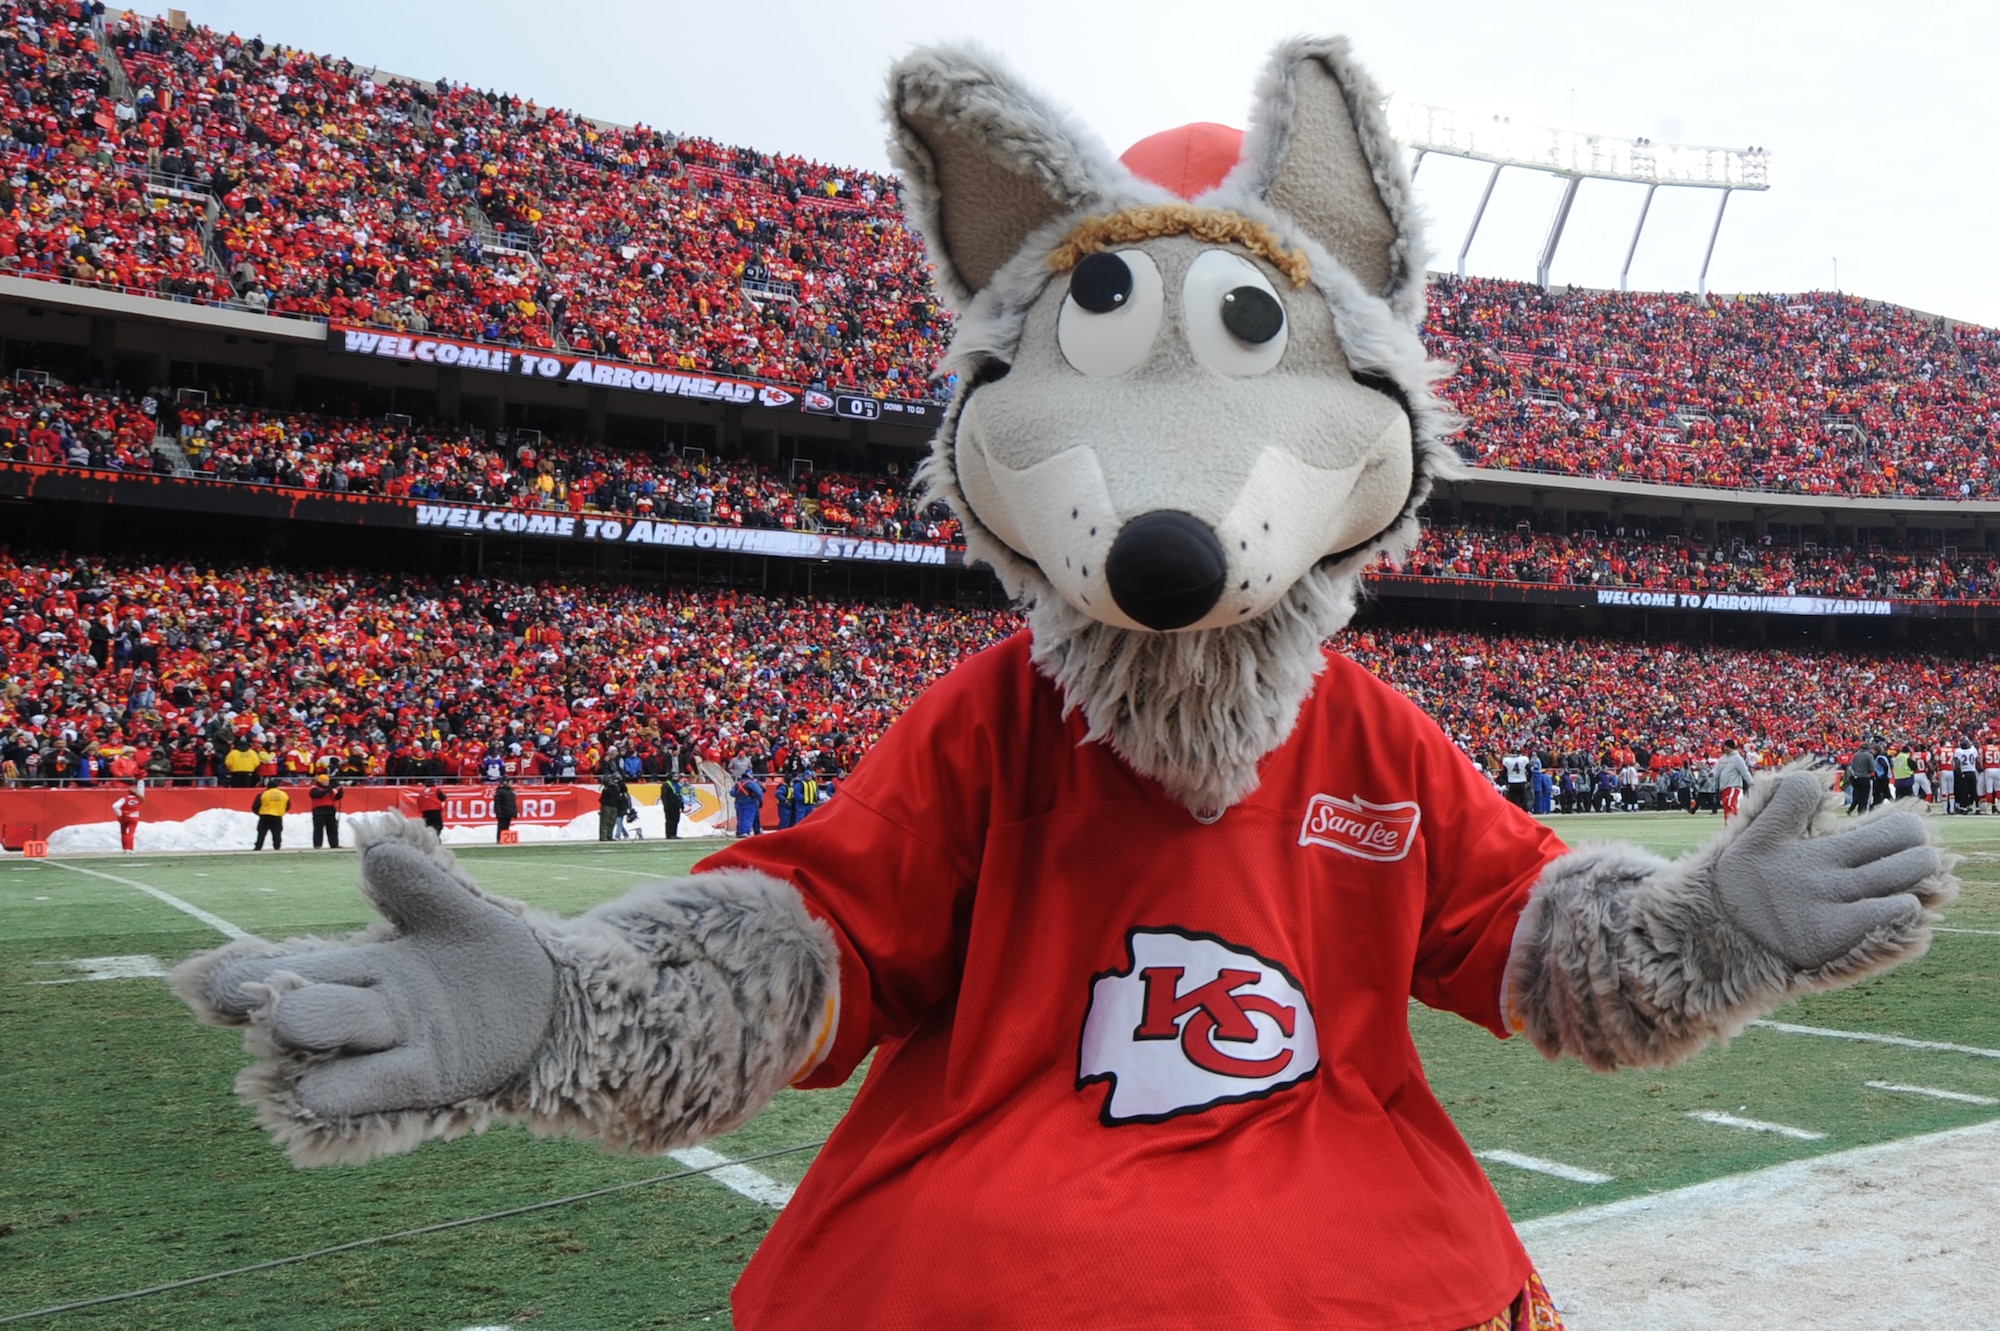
[223,739,261,787]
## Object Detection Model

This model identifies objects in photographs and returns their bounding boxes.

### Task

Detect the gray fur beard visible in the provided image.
[1026,562,1362,814]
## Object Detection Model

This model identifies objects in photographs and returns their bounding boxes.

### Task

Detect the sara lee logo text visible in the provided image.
[1297,793,1421,862]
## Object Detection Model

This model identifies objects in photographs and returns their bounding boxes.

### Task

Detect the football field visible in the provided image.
[3,812,1997,1329]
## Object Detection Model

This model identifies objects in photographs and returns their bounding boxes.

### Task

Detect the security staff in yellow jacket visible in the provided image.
[253,780,290,851]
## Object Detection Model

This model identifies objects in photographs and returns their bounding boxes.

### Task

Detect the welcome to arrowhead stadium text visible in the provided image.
[1593,588,1891,615]
[413,503,952,565]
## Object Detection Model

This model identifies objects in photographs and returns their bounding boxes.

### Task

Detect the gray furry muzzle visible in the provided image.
[1026,561,1362,813]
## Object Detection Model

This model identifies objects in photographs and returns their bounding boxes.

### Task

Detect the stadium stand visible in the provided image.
[431,85,948,396]
[0,374,156,467]
[1347,623,2000,777]
[106,15,547,341]
[0,1,1987,499]
[0,0,228,302]
[0,550,1015,786]
[3,3,1999,815]
[1428,276,2000,499]
[6,365,1995,595]
[1391,522,2000,601]
[0,378,961,542]
[6,549,1998,791]
[95,12,952,397]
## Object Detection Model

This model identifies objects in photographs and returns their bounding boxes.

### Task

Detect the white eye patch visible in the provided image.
[1057,249,1164,378]
[1182,249,1288,377]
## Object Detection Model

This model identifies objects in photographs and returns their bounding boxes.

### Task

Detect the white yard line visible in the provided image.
[1934,926,2000,936]
[666,1146,796,1208]
[1751,1019,2000,1059]
[1685,1110,1827,1140]
[1864,1080,2000,1106]
[39,861,249,939]
[1476,1149,1612,1185]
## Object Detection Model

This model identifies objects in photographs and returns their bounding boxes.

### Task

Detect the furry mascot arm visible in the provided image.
[1505,770,1957,1071]
[170,816,837,1166]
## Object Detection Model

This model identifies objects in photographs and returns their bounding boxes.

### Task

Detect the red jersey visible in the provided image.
[113,794,143,823]
[1983,744,2000,770]
[705,633,1565,1330]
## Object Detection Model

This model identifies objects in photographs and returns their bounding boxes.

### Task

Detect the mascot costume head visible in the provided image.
[893,37,1456,812]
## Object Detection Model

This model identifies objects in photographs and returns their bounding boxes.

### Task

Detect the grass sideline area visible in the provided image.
[2,813,1996,1329]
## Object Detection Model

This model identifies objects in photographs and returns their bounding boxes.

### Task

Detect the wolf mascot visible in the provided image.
[175,38,1955,1330]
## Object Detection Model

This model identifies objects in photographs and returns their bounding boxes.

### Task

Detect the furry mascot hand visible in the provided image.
[1712,771,1943,968]
[187,832,557,1118]
[1508,770,1958,1071]
[174,815,836,1166]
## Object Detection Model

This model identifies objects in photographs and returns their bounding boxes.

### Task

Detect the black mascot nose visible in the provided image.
[1104,510,1228,631]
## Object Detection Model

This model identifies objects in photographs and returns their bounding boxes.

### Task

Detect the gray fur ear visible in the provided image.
[886,43,1129,310]
[1227,37,1426,322]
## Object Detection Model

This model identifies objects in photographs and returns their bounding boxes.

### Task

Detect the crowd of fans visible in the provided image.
[108,15,545,341]
[1348,624,2000,781]
[0,0,229,300]
[1428,276,2000,500]
[0,551,1016,788]
[22,368,2000,590]
[8,550,2000,791]
[0,379,963,543]
[0,374,157,467]
[4,4,2000,499]
[431,86,948,397]
[92,10,950,396]
[1393,522,2000,601]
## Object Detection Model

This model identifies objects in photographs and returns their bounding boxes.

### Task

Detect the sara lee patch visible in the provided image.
[1297,793,1421,861]
[1078,928,1319,1124]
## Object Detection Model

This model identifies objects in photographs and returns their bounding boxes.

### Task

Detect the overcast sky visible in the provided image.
[184,1,2000,325]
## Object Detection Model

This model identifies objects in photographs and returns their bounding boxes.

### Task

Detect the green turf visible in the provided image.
[2,814,1995,1328]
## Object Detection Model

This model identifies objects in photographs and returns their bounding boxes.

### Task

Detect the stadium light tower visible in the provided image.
[1394,101,1769,296]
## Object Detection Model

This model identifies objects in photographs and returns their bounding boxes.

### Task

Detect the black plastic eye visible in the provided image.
[1220,286,1284,344]
[1069,252,1133,314]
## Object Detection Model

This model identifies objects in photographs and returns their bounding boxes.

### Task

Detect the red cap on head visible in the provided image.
[1120,122,1244,200]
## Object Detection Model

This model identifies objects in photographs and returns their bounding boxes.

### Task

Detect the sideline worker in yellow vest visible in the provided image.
[253,780,290,851]
[1890,746,1916,801]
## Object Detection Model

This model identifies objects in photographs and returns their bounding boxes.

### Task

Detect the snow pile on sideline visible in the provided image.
[48,808,294,853]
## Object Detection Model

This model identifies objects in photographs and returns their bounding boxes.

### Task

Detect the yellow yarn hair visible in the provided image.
[1047,205,1312,288]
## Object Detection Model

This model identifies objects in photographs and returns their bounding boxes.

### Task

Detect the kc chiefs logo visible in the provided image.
[1078,928,1319,1124]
